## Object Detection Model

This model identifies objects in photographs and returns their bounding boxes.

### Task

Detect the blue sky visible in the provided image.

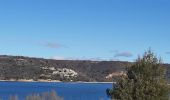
[0,0,170,63]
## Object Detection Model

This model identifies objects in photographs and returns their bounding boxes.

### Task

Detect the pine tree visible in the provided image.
[107,50,170,100]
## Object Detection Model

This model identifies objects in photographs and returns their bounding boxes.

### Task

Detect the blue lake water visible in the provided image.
[0,82,112,100]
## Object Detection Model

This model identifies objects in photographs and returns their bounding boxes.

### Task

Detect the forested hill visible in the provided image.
[0,55,170,82]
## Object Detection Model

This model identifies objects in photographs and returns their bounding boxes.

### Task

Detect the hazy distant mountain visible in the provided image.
[0,55,170,82]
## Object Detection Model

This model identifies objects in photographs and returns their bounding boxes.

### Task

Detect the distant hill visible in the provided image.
[0,55,170,82]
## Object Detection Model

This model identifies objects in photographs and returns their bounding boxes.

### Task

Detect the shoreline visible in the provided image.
[0,79,115,84]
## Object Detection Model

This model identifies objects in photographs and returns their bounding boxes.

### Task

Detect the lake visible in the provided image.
[0,82,112,100]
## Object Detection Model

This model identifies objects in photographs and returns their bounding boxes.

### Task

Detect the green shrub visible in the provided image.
[107,50,170,100]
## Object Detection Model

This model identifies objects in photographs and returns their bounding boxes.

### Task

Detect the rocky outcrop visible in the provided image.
[52,68,78,78]
[40,66,78,81]
[105,71,126,79]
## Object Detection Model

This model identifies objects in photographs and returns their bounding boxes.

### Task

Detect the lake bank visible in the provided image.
[0,79,115,84]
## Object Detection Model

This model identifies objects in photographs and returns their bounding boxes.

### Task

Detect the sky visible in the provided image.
[0,0,170,63]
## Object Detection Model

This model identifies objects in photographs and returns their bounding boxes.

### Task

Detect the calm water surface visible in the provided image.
[0,82,112,100]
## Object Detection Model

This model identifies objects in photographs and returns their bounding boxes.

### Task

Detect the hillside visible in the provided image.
[0,55,169,82]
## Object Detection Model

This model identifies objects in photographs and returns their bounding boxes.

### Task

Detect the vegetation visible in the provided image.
[107,50,170,100]
[0,90,63,100]
[25,90,63,100]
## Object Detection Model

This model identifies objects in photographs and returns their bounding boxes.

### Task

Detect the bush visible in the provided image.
[2,90,63,100]
[107,50,170,100]
[9,95,18,100]
[26,90,63,100]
